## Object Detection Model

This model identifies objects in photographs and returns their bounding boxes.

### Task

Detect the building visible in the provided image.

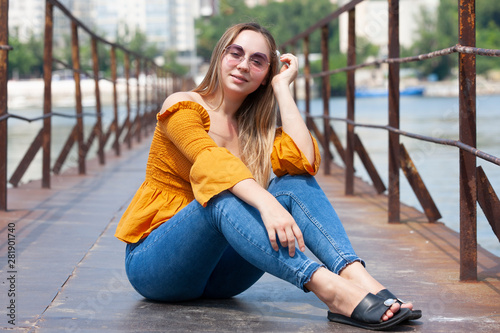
[338,0,440,54]
[8,0,45,41]
[8,0,209,53]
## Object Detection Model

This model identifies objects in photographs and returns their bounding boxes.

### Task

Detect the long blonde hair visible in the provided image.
[193,23,280,188]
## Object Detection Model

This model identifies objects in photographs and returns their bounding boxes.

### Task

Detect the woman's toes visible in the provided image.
[401,302,414,311]
[382,303,400,321]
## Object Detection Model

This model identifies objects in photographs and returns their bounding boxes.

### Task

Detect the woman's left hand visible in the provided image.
[272,53,298,88]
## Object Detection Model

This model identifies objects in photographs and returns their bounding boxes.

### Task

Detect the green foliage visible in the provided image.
[408,0,500,80]
[476,3,500,76]
[7,24,164,80]
[8,29,44,79]
[408,0,458,80]
[163,50,189,76]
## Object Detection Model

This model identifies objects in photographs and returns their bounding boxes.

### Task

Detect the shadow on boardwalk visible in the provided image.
[0,135,499,332]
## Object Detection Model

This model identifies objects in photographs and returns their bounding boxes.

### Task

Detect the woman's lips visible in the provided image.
[230,74,248,82]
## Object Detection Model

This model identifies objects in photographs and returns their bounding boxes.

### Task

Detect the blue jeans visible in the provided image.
[125,174,363,302]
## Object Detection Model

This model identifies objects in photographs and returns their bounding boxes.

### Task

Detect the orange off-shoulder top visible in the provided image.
[115,101,321,243]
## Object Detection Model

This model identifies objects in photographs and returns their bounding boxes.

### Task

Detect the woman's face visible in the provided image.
[220,30,271,99]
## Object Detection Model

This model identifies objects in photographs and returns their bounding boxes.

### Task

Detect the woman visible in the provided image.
[115,22,421,330]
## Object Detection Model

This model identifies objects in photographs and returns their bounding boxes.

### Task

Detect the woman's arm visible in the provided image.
[230,178,305,257]
[272,54,315,165]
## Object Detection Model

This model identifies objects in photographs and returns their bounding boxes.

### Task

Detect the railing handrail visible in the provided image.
[306,44,500,78]
[309,114,500,166]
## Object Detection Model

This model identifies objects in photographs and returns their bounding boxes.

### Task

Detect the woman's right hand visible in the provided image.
[230,178,305,257]
[259,198,306,257]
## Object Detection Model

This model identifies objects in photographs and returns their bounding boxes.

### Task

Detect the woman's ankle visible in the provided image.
[306,267,369,317]
[339,262,385,295]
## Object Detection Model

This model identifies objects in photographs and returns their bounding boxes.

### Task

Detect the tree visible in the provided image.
[195,0,252,61]
[8,29,44,79]
[408,0,457,80]
[407,0,500,80]
[476,2,500,75]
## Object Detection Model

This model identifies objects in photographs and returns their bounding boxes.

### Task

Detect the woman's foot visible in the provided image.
[305,267,400,322]
[339,262,415,311]
[338,261,421,320]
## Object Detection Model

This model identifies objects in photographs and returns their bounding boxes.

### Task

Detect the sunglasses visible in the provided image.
[224,44,270,72]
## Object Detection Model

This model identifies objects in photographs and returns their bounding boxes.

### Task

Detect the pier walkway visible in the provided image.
[1,135,499,332]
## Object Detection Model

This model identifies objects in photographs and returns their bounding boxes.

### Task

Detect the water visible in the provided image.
[298,95,500,257]
[7,105,127,184]
[6,96,500,256]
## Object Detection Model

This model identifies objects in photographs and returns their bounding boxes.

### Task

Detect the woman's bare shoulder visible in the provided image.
[161,91,200,111]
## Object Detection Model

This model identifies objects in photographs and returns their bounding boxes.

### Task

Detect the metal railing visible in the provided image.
[0,0,190,210]
[280,0,499,281]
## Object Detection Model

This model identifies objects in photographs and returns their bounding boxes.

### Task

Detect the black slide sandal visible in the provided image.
[327,293,411,331]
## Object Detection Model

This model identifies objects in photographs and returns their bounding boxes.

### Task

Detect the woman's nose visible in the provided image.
[236,57,251,71]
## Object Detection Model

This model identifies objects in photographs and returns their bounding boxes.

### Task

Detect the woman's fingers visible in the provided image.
[268,224,304,257]
[267,230,279,252]
[285,228,296,257]
[276,53,298,79]
[293,224,306,252]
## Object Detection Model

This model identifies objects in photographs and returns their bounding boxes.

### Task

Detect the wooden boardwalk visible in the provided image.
[1,135,499,332]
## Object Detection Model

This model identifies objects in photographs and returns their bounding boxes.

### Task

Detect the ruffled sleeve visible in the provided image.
[271,128,321,177]
[158,101,254,206]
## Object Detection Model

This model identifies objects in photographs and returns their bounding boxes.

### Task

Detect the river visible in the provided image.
[6,95,500,257]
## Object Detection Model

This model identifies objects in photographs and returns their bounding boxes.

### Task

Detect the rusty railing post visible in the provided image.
[124,53,132,149]
[388,0,400,222]
[91,37,104,165]
[303,36,311,128]
[0,0,9,210]
[42,0,54,188]
[71,20,85,174]
[143,61,149,135]
[458,0,477,281]
[42,1,54,188]
[321,24,331,175]
[292,44,298,101]
[345,7,356,195]
[135,58,142,143]
[110,46,120,156]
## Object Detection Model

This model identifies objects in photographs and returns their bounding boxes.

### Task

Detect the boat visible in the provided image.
[355,86,425,98]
